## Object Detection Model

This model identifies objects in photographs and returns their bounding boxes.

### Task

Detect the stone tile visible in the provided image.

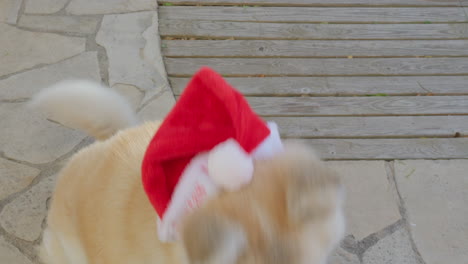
[0,103,85,164]
[112,83,144,110]
[66,0,157,15]
[0,174,56,241]
[0,236,33,264]
[0,52,101,100]
[326,161,401,240]
[96,11,170,104]
[0,158,40,200]
[138,90,176,121]
[24,0,68,14]
[140,11,170,103]
[0,0,22,24]
[363,229,420,264]
[329,247,360,264]
[18,15,100,34]
[394,160,468,264]
[0,24,85,76]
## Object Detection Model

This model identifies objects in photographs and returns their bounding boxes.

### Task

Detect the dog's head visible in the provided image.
[180,142,345,264]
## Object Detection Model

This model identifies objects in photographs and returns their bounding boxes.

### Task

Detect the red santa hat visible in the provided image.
[141,67,282,241]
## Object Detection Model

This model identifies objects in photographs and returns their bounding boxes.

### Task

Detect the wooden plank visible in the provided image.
[159,6,467,22]
[165,57,468,76]
[247,96,468,116]
[304,138,468,159]
[160,0,461,7]
[170,76,468,95]
[160,21,468,39]
[270,116,468,137]
[162,39,468,57]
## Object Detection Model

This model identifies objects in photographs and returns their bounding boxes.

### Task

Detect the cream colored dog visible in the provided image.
[32,80,345,264]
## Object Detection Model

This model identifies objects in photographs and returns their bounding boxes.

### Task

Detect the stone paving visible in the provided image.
[0,1,467,264]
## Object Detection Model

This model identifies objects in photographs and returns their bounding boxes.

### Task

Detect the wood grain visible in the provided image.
[159,6,467,22]
[270,116,468,137]
[160,0,462,7]
[160,21,468,40]
[246,96,468,116]
[170,76,468,95]
[165,57,468,76]
[303,138,468,159]
[162,39,468,57]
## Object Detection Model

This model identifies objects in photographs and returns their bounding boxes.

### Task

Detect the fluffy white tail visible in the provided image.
[30,80,138,140]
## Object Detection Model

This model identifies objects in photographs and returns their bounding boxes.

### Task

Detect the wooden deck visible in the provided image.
[158,0,468,160]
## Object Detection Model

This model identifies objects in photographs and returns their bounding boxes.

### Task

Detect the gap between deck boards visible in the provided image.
[158,0,466,7]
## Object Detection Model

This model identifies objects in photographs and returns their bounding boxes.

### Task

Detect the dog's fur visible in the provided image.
[33,81,345,264]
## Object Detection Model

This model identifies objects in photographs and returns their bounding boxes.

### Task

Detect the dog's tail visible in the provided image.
[30,80,138,140]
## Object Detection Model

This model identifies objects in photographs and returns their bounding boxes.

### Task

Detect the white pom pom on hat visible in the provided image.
[208,139,254,191]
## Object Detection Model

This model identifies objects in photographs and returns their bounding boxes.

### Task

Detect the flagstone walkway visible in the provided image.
[0,1,467,263]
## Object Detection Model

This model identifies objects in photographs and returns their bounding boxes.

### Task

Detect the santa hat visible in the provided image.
[141,67,282,242]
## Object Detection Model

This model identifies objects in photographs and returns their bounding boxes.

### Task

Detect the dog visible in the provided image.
[31,80,345,264]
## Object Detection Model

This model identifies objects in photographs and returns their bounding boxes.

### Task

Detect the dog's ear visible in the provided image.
[286,167,341,224]
[181,210,246,264]
[282,144,342,224]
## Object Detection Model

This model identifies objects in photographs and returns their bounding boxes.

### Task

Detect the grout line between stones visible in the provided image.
[136,88,171,112]
[0,52,86,82]
[0,136,94,261]
[22,0,70,16]
[0,166,57,211]
[58,0,74,15]
[0,98,28,103]
[15,0,27,25]
[340,219,405,262]
[70,9,160,15]
[156,9,176,103]
[113,82,146,94]
[86,15,109,85]
[384,161,404,219]
[0,136,94,208]
[0,151,42,170]
[5,0,23,24]
[0,224,38,263]
[385,160,427,264]
[13,24,88,37]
